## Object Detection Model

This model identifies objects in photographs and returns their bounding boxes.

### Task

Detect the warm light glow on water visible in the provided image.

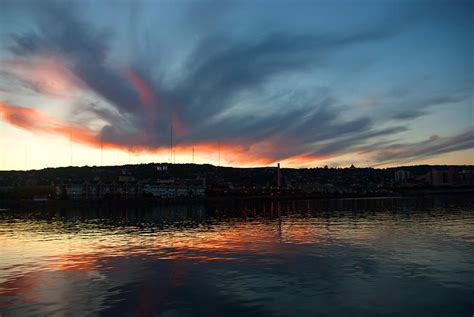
[1,196,474,316]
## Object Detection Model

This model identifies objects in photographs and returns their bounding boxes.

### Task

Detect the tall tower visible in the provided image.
[277,163,281,188]
[24,144,27,170]
[100,134,103,166]
[69,132,73,166]
[218,140,220,167]
[169,121,173,164]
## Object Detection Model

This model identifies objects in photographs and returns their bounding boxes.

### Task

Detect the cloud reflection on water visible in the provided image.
[1,196,474,316]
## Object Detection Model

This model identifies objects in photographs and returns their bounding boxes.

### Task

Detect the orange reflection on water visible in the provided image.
[1,197,473,316]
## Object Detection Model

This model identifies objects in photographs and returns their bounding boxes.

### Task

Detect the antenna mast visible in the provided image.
[69,132,73,166]
[218,140,220,166]
[170,121,173,164]
[24,144,27,170]
[100,134,103,166]
[0,124,4,169]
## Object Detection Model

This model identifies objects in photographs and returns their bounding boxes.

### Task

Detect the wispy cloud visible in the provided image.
[0,0,472,166]
[369,130,474,164]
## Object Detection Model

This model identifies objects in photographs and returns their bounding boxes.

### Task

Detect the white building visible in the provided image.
[65,184,83,199]
[395,170,411,182]
[143,181,206,199]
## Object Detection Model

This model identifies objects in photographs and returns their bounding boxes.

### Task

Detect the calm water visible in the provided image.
[1,196,473,316]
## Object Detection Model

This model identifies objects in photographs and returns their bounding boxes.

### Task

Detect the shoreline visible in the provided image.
[1,187,473,211]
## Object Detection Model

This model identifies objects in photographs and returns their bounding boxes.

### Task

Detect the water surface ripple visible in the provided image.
[1,195,473,316]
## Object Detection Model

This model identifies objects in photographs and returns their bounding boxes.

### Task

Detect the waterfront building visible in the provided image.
[64,184,83,200]
[394,170,411,182]
[143,179,206,199]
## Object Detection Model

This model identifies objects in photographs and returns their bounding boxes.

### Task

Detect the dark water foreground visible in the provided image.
[0,195,473,316]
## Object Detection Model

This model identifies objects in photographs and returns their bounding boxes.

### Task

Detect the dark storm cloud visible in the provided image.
[3,0,470,165]
[7,1,147,119]
[175,18,408,123]
[10,52,141,121]
[6,1,406,146]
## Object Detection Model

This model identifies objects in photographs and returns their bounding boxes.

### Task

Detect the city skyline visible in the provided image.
[1,0,473,170]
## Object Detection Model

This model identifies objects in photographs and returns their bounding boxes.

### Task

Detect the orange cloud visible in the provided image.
[123,69,155,106]
[172,111,187,138]
[280,153,331,167]
[0,57,80,99]
[0,101,327,167]
[173,142,274,166]
[0,101,97,145]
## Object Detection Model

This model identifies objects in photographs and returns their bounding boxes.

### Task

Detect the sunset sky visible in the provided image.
[0,0,473,170]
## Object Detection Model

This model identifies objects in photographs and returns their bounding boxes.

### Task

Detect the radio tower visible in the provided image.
[24,144,27,170]
[69,132,73,166]
[192,147,195,164]
[100,134,103,166]
[218,140,220,166]
[169,121,173,164]
[0,125,4,169]
[277,163,281,188]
